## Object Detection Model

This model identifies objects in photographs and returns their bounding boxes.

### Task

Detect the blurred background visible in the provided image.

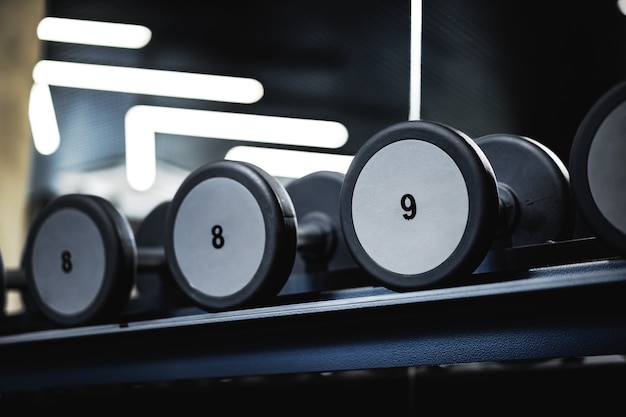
[0,1,44,270]
[3,0,626,302]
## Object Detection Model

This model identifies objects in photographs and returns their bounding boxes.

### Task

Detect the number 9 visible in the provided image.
[401,194,416,220]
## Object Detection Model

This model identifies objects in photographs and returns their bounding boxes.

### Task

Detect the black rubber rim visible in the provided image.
[135,201,170,248]
[340,120,499,292]
[286,170,357,274]
[23,194,136,327]
[570,81,626,255]
[135,201,170,294]
[476,134,575,246]
[164,160,297,311]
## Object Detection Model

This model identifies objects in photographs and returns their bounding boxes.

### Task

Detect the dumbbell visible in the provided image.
[0,250,21,320]
[163,159,357,312]
[339,120,575,292]
[1,249,60,334]
[280,170,362,294]
[0,251,33,334]
[570,81,626,256]
[131,201,189,314]
[19,194,172,327]
[1,250,8,317]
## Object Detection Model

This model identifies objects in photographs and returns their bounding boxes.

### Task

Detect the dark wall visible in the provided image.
[35,1,626,180]
[421,0,626,164]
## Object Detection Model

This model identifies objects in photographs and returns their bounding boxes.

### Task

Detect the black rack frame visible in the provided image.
[1,256,626,394]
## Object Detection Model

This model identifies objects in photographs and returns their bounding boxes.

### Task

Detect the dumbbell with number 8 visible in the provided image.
[339,120,575,292]
[18,194,180,327]
[164,159,357,312]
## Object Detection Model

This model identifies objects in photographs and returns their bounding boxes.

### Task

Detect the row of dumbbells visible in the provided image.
[1,80,625,329]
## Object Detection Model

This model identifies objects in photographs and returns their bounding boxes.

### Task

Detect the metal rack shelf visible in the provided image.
[1,255,626,394]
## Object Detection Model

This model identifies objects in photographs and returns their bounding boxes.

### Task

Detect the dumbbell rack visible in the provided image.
[1,241,626,394]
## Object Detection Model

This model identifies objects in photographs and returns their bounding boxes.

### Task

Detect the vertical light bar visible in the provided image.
[410,0,423,120]
[29,83,60,155]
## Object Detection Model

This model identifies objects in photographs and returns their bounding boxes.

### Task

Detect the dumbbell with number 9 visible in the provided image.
[340,120,574,292]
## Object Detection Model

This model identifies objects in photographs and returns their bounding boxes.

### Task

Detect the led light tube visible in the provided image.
[225,146,354,179]
[29,82,60,155]
[37,17,152,49]
[125,105,349,191]
[410,0,422,120]
[32,60,264,104]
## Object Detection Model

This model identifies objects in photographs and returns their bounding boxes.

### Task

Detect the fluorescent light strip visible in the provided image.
[409,0,422,120]
[33,60,264,104]
[29,83,60,155]
[225,146,354,178]
[37,17,152,49]
[125,105,349,191]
